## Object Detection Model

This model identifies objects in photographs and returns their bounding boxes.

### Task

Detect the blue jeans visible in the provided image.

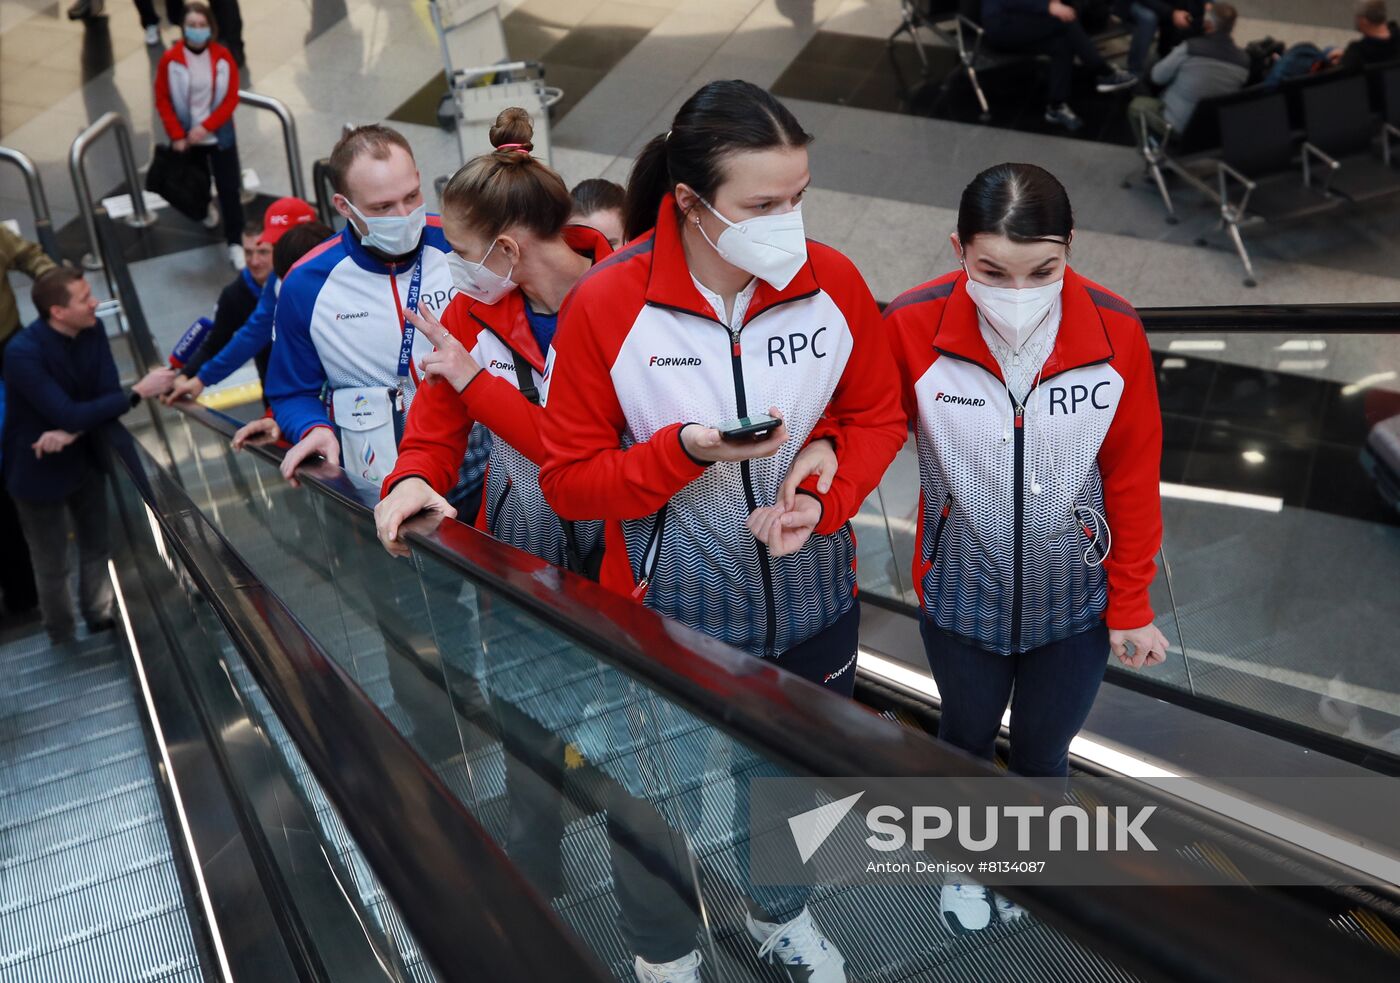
[1123,2,1160,76]
[737,603,860,921]
[920,620,1109,778]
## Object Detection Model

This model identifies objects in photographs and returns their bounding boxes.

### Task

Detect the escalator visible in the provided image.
[1,629,205,981]
[5,244,1400,979]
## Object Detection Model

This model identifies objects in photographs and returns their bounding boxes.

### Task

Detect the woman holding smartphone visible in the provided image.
[540,79,906,983]
[884,162,1168,933]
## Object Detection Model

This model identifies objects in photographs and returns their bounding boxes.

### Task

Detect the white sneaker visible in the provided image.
[227,243,246,270]
[940,881,993,933]
[144,24,160,45]
[633,949,702,983]
[203,201,220,228]
[992,892,1027,925]
[747,906,846,982]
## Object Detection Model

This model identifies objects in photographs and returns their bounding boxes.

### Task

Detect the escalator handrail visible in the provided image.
[1138,302,1400,331]
[860,589,1400,777]
[167,400,1400,983]
[106,425,613,983]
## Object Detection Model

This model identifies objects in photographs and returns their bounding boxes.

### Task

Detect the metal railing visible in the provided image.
[237,90,306,202]
[0,145,61,261]
[69,112,155,270]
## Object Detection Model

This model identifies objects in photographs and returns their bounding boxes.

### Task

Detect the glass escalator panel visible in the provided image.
[132,405,1160,981]
[854,325,1400,759]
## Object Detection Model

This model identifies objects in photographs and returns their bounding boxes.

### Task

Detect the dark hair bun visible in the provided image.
[489,107,535,154]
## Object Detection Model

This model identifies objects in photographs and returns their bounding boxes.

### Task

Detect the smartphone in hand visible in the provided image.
[718,415,781,443]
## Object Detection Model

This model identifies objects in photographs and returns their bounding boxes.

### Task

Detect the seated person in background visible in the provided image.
[2,269,171,644]
[980,0,1139,132]
[166,197,318,406]
[568,177,625,249]
[1157,0,1210,55]
[1116,0,1177,76]
[1132,2,1248,132]
[1264,2,1397,86]
[1333,1,1399,70]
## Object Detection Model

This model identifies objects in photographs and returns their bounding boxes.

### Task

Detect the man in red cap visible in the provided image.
[166,197,318,404]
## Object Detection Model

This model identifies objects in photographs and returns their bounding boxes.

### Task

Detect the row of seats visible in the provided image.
[1130,60,1400,285]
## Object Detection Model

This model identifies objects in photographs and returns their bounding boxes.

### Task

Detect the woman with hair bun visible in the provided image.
[885,162,1168,934]
[376,107,606,573]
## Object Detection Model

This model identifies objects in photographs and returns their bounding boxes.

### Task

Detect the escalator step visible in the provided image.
[0,907,202,983]
[5,657,125,701]
[0,696,141,752]
[3,782,163,866]
[0,720,145,792]
[0,636,119,674]
[1,750,157,830]
[2,676,135,740]
[0,855,189,967]
[3,819,180,914]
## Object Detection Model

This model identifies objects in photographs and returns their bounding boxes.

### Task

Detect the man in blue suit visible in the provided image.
[2,268,170,644]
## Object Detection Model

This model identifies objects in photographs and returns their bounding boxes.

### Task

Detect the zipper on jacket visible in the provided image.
[632,504,670,600]
[728,326,779,654]
[487,477,513,534]
[928,493,953,569]
[1011,406,1025,652]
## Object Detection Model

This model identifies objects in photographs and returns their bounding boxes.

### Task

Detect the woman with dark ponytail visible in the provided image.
[885,163,1167,933]
[541,79,906,983]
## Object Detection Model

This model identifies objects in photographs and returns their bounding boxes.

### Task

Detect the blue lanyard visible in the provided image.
[396,256,424,383]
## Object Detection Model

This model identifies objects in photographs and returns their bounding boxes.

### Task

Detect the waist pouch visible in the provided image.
[331,386,402,485]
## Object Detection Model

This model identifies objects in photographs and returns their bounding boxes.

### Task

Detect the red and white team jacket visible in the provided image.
[885,268,1162,656]
[539,196,907,658]
[386,226,610,567]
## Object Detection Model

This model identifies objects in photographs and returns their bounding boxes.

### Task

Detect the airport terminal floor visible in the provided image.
[3,0,1400,981]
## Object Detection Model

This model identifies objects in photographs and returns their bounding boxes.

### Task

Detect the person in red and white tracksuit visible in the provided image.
[153,2,244,266]
[540,80,906,983]
[375,110,606,573]
[885,162,1168,934]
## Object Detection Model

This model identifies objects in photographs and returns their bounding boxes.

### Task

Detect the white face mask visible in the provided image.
[446,240,517,305]
[345,200,427,257]
[964,274,1064,351]
[696,197,807,291]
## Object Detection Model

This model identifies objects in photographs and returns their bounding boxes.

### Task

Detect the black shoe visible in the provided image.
[1044,103,1084,131]
[1096,68,1138,93]
[85,617,116,635]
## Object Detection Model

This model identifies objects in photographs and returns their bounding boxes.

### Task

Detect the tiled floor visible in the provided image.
[4,0,1400,309]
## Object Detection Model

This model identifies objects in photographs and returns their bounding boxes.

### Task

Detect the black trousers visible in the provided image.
[134,0,242,62]
[130,0,181,27]
[984,12,1110,105]
[189,143,245,246]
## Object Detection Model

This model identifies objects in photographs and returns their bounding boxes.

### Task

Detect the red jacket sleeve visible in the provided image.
[384,306,486,496]
[202,47,240,132]
[154,51,184,141]
[539,288,706,522]
[798,261,908,535]
[462,371,546,463]
[1098,324,1163,629]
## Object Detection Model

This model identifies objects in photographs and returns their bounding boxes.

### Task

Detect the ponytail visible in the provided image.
[623,80,812,242]
[623,135,673,242]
